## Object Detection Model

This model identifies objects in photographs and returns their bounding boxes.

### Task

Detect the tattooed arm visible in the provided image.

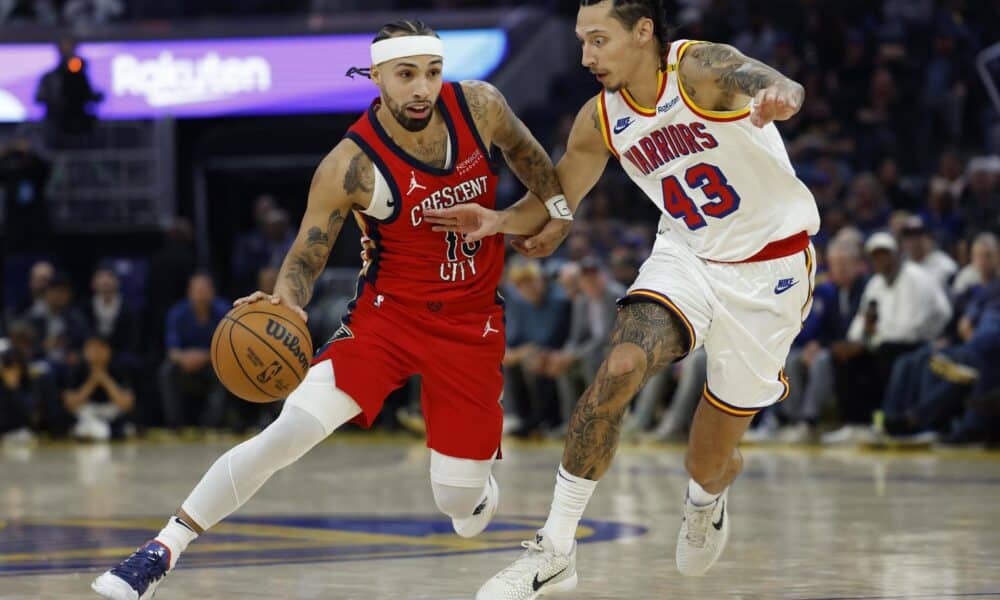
[424,94,609,256]
[236,140,369,320]
[460,80,562,203]
[679,42,805,128]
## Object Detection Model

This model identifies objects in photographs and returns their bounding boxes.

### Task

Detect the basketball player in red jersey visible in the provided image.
[92,20,568,599]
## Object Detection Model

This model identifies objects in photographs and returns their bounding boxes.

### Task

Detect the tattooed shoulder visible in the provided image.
[343,150,374,196]
[461,80,494,128]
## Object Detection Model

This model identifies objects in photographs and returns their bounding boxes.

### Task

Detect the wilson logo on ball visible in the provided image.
[265,319,311,372]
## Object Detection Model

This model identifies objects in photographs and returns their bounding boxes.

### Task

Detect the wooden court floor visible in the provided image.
[1,435,999,599]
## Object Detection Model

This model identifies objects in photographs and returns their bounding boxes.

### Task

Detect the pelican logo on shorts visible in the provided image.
[256,360,283,384]
[328,324,354,344]
[0,516,646,575]
[264,319,310,371]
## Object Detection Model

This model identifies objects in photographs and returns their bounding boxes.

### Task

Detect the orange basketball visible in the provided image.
[210,301,313,403]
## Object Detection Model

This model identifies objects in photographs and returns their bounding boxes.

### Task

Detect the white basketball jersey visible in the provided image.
[597,39,820,262]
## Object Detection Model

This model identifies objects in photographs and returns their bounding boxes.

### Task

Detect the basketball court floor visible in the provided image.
[2,435,999,599]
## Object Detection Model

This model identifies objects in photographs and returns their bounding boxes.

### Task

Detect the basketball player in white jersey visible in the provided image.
[425,1,819,596]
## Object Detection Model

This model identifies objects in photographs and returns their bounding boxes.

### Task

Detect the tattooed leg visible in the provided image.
[561,302,688,480]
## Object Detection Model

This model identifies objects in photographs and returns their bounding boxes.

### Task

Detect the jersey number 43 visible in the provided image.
[660,163,741,231]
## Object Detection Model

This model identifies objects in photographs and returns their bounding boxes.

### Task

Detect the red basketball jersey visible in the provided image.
[343,82,504,314]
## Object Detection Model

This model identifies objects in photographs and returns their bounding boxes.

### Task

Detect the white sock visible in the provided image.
[687,479,721,507]
[542,465,598,555]
[155,516,198,568]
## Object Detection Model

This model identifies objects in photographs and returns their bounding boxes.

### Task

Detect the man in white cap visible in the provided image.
[821,231,953,445]
[93,20,568,599]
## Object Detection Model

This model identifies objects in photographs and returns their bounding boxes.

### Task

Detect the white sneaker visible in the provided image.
[676,489,730,576]
[476,531,577,599]
[452,475,499,538]
[821,425,875,446]
[742,425,779,444]
[778,422,817,444]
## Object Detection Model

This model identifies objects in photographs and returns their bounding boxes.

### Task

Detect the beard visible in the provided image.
[384,96,433,132]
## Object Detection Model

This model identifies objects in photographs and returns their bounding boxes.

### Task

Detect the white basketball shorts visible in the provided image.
[621,234,816,416]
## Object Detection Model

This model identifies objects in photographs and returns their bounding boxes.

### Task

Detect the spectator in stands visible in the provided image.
[502,260,570,436]
[877,157,919,212]
[6,318,60,435]
[0,337,36,444]
[85,266,140,368]
[27,271,90,371]
[899,216,957,290]
[823,232,952,444]
[953,233,999,299]
[233,198,293,295]
[546,258,623,429]
[845,173,890,235]
[921,176,965,243]
[62,336,135,441]
[20,260,54,317]
[959,156,1000,236]
[158,272,229,430]
[0,138,51,251]
[147,218,197,353]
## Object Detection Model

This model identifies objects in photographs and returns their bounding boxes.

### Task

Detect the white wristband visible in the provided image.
[544,195,573,220]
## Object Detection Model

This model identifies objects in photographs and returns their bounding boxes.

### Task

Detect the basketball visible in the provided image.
[210,301,313,403]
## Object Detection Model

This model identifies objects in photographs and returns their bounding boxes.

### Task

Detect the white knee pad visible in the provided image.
[284,359,362,436]
[430,450,494,518]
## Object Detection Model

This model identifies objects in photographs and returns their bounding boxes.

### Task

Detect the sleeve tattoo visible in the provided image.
[686,43,803,109]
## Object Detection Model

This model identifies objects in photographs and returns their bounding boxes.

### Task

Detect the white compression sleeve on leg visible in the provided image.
[180,361,361,530]
[429,449,494,518]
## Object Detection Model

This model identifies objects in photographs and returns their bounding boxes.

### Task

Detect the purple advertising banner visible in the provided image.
[0,29,506,121]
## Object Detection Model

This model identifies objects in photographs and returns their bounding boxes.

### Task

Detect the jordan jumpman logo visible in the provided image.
[482,316,500,338]
[407,171,428,196]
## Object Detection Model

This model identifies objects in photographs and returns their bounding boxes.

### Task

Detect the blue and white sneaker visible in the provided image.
[92,539,172,599]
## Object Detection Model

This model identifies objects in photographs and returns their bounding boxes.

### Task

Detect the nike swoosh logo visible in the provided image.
[613,119,633,134]
[533,567,568,591]
[712,500,725,531]
[774,280,798,294]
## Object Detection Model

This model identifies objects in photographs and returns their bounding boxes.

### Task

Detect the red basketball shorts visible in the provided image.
[312,286,505,461]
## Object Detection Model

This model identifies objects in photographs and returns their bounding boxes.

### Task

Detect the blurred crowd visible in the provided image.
[0,0,998,448]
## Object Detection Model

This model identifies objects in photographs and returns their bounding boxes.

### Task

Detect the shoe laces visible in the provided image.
[495,539,558,582]
[111,547,168,587]
[683,503,714,548]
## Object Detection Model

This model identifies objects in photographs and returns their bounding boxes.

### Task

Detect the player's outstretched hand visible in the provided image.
[233,291,308,323]
[424,204,501,243]
[751,83,802,128]
[510,218,572,258]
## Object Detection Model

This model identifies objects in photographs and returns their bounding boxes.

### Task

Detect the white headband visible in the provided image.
[371,35,444,66]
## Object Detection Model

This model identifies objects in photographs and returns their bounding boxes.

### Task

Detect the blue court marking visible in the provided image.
[799,594,1000,600]
[524,463,1000,487]
[0,515,646,577]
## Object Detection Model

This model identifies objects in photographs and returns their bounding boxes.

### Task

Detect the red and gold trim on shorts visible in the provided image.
[596,92,619,160]
[622,288,696,355]
[675,40,752,123]
[703,371,790,418]
[801,245,815,324]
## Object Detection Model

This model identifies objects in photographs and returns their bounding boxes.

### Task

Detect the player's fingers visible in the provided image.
[422,215,458,225]
[294,307,309,323]
[233,291,264,306]
[431,225,462,233]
